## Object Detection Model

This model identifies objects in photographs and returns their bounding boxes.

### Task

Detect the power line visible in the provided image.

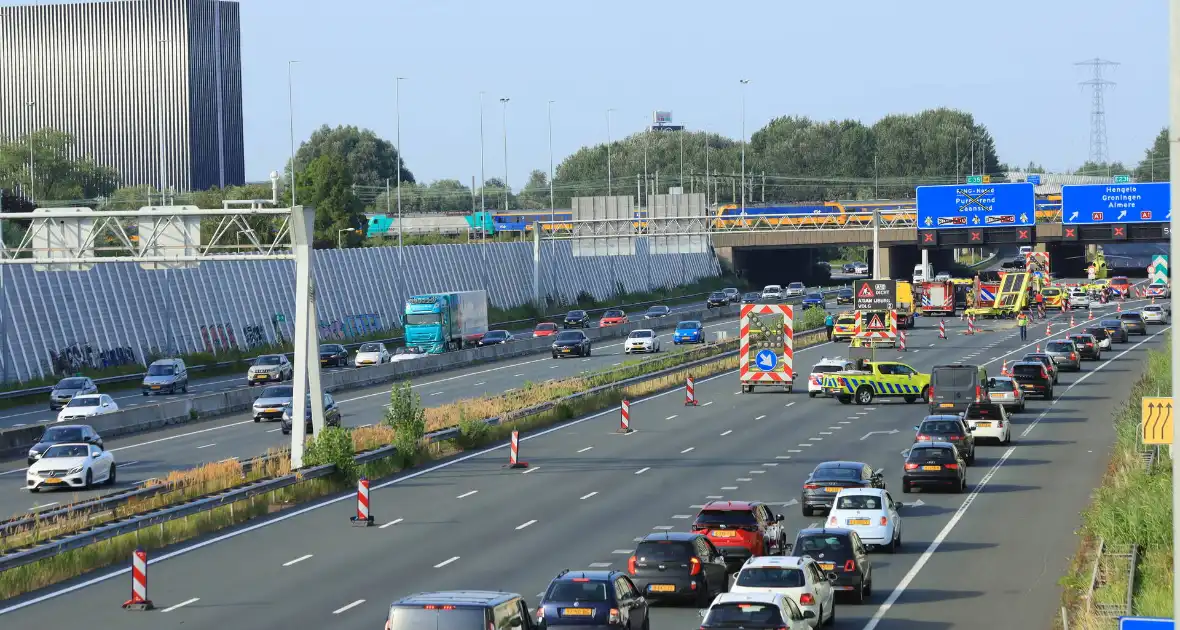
[1075,57,1118,164]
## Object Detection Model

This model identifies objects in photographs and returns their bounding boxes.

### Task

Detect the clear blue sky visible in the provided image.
[241,0,1168,185]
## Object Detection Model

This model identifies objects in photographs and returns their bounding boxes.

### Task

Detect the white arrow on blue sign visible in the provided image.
[755,349,778,371]
[1119,617,1173,629]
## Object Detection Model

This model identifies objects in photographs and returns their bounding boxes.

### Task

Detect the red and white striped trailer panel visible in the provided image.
[739,303,795,393]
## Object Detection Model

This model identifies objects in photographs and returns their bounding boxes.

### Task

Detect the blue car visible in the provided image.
[536,569,649,630]
[801,292,826,309]
[673,320,704,344]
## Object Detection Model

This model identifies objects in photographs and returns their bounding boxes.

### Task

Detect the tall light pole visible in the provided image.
[25,101,35,202]
[479,92,486,216]
[395,76,407,251]
[606,108,615,196]
[547,100,556,220]
[1168,0,1180,620]
[288,60,300,205]
[156,39,168,203]
[740,79,750,214]
[500,97,510,211]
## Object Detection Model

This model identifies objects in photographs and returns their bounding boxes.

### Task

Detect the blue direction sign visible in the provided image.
[916,183,1035,229]
[755,349,778,371]
[1027,174,1042,185]
[1119,617,1173,629]
[1062,182,1170,224]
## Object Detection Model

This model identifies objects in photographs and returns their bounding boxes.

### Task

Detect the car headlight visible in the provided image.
[28,449,38,458]
[68,465,84,474]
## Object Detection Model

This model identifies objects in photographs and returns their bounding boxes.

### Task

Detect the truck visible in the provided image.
[403,291,489,353]
[920,280,956,317]
[739,303,795,393]
[895,281,916,329]
[820,360,931,405]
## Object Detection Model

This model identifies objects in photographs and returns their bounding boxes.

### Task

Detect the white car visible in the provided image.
[247,353,293,386]
[353,342,390,366]
[624,329,660,354]
[56,394,118,423]
[851,262,869,275]
[826,488,902,552]
[1141,304,1170,324]
[730,556,835,628]
[390,346,428,362]
[934,272,952,282]
[26,442,116,491]
[986,376,1026,412]
[785,282,806,297]
[965,403,1012,444]
[701,592,816,630]
[762,285,784,301]
[1068,288,1092,309]
[1145,283,1170,299]
[807,357,855,398]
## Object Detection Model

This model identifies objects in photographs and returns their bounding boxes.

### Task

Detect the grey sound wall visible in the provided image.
[0,239,720,383]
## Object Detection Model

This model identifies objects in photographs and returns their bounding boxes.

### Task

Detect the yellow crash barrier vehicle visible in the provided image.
[821,361,932,405]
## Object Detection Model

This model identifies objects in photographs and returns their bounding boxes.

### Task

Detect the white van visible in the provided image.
[912,263,933,284]
[1018,245,1033,256]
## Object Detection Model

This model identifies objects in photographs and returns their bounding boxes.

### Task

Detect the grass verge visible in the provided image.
[1059,337,1172,628]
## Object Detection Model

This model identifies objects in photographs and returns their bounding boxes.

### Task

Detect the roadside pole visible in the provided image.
[872,207,881,279]
[1169,0,1179,616]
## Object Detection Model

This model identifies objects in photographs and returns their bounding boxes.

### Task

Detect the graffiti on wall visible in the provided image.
[49,342,137,374]
[199,324,239,353]
[242,325,266,349]
[318,314,383,341]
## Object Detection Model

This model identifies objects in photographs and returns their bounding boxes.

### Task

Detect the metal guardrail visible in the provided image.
[1085,537,1140,622]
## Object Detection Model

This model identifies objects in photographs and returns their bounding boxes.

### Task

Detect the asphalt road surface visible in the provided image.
[0,291,1166,630]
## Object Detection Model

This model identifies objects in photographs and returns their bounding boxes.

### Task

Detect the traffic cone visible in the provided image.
[122,549,154,610]
[505,430,529,468]
[1088,309,1094,320]
[1046,323,1052,337]
[684,375,699,406]
[1070,313,1075,327]
[964,316,975,335]
[1035,343,1041,353]
[349,477,374,527]
[939,319,947,339]
[618,400,633,433]
[1117,302,1122,313]
[1001,361,1010,376]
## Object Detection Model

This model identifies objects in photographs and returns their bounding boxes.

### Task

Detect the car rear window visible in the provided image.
[735,567,806,588]
[555,332,583,342]
[1100,320,1122,327]
[1042,288,1061,296]
[1120,313,1143,321]
[932,367,977,388]
[920,420,964,435]
[965,403,1003,419]
[795,534,854,559]
[1046,342,1074,352]
[837,315,855,324]
[1013,364,1044,377]
[704,602,786,626]
[810,364,845,374]
[694,509,757,528]
[634,540,693,562]
[836,494,882,510]
[907,446,958,464]
[387,606,486,630]
[812,465,860,480]
[546,580,611,602]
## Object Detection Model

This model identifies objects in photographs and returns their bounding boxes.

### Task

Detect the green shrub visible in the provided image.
[385,380,426,464]
[457,412,492,449]
[800,306,829,331]
[303,426,359,483]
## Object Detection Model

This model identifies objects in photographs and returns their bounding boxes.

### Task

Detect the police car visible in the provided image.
[807,358,855,399]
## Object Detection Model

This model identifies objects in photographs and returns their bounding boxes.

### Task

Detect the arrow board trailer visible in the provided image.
[740,303,795,393]
[853,310,898,348]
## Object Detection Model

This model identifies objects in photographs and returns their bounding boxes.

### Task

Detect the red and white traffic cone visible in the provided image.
[1001,361,1009,376]
[618,400,633,433]
[350,477,374,526]
[898,331,907,351]
[1070,312,1075,327]
[685,375,699,406]
[122,548,154,610]
[1117,302,1122,313]
[1088,309,1094,320]
[939,319,947,339]
[1035,343,1041,353]
[505,430,529,469]
[964,316,975,335]
[1046,323,1052,337]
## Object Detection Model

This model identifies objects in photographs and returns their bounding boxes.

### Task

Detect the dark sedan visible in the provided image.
[563,310,590,329]
[1100,319,1129,343]
[801,461,885,516]
[741,291,763,304]
[835,288,854,305]
[1011,361,1054,399]
[706,292,729,308]
[478,330,512,346]
[913,415,976,464]
[1067,334,1101,360]
[644,305,671,319]
[552,330,591,358]
[27,424,102,465]
[1119,312,1148,336]
[280,393,342,435]
[319,343,349,367]
[902,442,967,493]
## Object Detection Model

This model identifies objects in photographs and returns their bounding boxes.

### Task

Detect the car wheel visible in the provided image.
[921,386,931,404]
[967,450,976,465]
[1004,429,1012,444]
[855,386,874,405]
[885,532,897,554]
[852,581,865,604]
[802,504,813,517]
[865,578,872,597]
[84,469,93,490]
[586,347,591,356]
[181,382,188,394]
[552,353,558,359]
[902,481,911,494]
[254,416,261,423]
[281,428,290,435]
[809,391,817,398]
[1018,404,1026,413]
[107,463,117,486]
[696,576,712,607]
[837,395,852,405]
[642,616,650,630]
[958,477,968,493]
[824,602,835,626]
[903,395,917,404]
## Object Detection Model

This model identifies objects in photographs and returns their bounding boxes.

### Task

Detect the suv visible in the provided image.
[706,292,729,308]
[785,282,806,297]
[141,358,188,395]
[730,555,836,627]
[385,591,535,630]
[536,569,648,629]
[902,442,968,494]
[692,501,787,570]
[1021,353,1059,384]
[914,415,976,464]
[1011,361,1054,399]
[1067,334,1101,360]
[761,285,784,301]
[1119,312,1148,336]
[929,364,989,414]
[1044,339,1081,372]
[627,532,729,605]
[247,354,293,386]
[785,528,873,604]
[563,310,590,329]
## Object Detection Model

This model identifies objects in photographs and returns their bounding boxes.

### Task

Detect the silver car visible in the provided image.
[986,376,1026,413]
[49,376,98,411]
[252,385,294,422]
[1141,304,1170,324]
[247,354,293,386]
[1044,339,1082,372]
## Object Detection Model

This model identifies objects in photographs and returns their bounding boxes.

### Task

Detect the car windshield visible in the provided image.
[546,580,610,602]
[56,378,88,389]
[704,603,786,626]
[736,567,806,588]
[839,289,852,295]
[744,293,761,300]
[806,293,822,300]
[359,343,383,352]
[555,332,583,342]
[836,495,882,510]
[386,607,486,630]
[907,446,958,463]
[764,286,782,292]
[694,509,757,528]
[812,465,860,480]
[710,292,727,299]
[320,345,344,353]
[677,321,701,330]
[1144,306,1162,312]
[921,420,964,434]
[991,377,1016,389]
[147,364,175,376]
[629,330,653,338]
[635,540,693,561]
[567,311,586,318]
[603,310,623,318]
[484,331,508,339]
[1042,288,1060,297]
[965,403,1003,419]
[1023,354,1050,364]
[1101,320,1123,327]
[256,355,282,365]
[67,396,100,408]
[43,444,89,459]
[259,386,293,399]
[403,313,440,326]
[1013,364,1044,377]
[42,427,84,442]
[1070,336,1094,343]
[1046,342,1074,352]
[646,306,668,313]
[788,283,804,288]
[536,323,557,331]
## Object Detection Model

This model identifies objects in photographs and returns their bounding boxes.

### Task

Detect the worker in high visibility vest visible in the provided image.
[1016,311,1030,341]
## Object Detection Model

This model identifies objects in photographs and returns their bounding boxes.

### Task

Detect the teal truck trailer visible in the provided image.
[403,291,489,353]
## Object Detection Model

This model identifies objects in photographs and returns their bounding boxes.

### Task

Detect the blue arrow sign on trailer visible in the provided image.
[1061,182,1170,224]
[916,182,1035,229]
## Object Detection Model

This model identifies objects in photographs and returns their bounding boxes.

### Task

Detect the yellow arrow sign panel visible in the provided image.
[1141,396,1174,445]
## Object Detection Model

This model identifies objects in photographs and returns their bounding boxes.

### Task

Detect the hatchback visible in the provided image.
[730,555,836,626]
[536,570,648,630]
[785,528,873,603]
[1141,305,1170,324]
[673,321,704,344]
[914,415,976,464]
[902,442,967,494]
[985,376,1025,412]
[1119,312,1148,335]
[1067,334,1101,360]
[1011,361,1054,399]
[963,402,1012,444]
[1044,339,1082,372]
[1100,319,1129,343]
[626,533,729,605]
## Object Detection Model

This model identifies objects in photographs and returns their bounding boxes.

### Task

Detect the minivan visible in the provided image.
[141,358,188,395]
[385,591,535,630]
[929,364,988,414]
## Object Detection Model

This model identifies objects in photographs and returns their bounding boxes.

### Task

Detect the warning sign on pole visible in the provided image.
[868,314,884,329]
[854,280,896,311]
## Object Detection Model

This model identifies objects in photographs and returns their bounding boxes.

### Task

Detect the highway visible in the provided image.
[0,291,1165,630]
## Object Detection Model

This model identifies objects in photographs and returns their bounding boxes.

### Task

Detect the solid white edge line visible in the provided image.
[282,554,313,567]
[580,492,598,500]
[161,597,200,612]
[378,518,403,529]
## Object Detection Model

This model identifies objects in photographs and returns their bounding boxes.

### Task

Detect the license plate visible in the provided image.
[939,403,954,408]
[847,518,870,526]
[151,385,160,390]
[264,408,278,413]
[712,530,736,538]
[825,487,842,492]
[975,422,992,428]
[254,374,267,379]
[562,348,571,353]
[44,477,61,483]
[818,563,835,571]
[562,608,593,616]
[649,584,676,593]
[922,465,941,471]
[1022,384,1036,390]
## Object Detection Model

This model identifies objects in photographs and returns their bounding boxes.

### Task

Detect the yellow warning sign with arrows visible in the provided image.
[1141,397,1173,445]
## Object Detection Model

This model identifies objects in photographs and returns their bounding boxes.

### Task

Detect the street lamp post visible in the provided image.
[500,98,510,212]
[337,228,357,249]
[547,100,556,220]
[606,108,614,196]
[395,77,406,252]
[157,39,168,204]
[288,60,300,205]
[25,101,35,202]
[740,79,750,214]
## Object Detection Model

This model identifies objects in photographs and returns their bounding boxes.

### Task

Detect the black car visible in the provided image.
[280,393,342,435]
[835,288,854,305]
[551,330,591,358]
[626,532,728,606]
[27,424,102,465]
[1084,326,1110,349]
[741,291,762,304]
[644,305,671,319]
[319,343,349,368]
[1067,334,1101,360]
[1011,361,1054,399]
[801,461,886,516]
[706,292,729,308]
[841,263,857,273]
[1021,353,1059,384]
[478,330,512,346]
[913,415,976,464]
[563,310,590,329]
[1001,256,1025,270]
[1119,312,1148,336]
[785,528,873,603]
[1100,319,1129,343]
[902,442,967,494]
[386,591,536,630]
[536,569,648,630]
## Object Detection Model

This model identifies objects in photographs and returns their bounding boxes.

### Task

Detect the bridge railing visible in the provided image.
[541,211,918,239]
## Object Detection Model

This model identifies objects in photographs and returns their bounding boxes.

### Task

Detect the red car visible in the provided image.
[1109,276,1132,297]
[598,309,628,327]
[691,501,787,570]
[533,322,558,338]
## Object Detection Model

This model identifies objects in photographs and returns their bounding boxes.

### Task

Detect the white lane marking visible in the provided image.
[613,549,632,554]
[652,525,674,530]
[829,426,842,430]
[776,455,792,459]
[283,554,313,567]
[589,562,613,568]
[839,421,851,424]
[456,490,478,499]
[105,420,254,454]
[734,391,742,395]
[196,443,216,449]
[820,431,833,435]
[634,467,650,475]
[721,486,739,490]
[720,430,733,436]
[379,518,404,529]
[749,470,766,474]
[162,597,200,612]
[671,514,691,519]
[846,417,859,420]
[513,373,523,377]
[797,443,813,447]
[521,466,540,474]
[856,412,868,415]
[550,366,559,369]
[577,446,593,453]
[434,556,460,568]
[515,520,537,530]
[788,449,802,453]
[29,502,58,511]
[786,401,796,407]
[681,447,695,454]
[473,381,486,386]
[0,468,27,476]
[755,415,766,420]
[267,428,281,433]
[333,599,366,614]
[429,391,443,396]
[764,463,778,467]
[702,401,714,407]
[737,478,752,481]
[665,415,678,420]
[580,492,598,500]
[706,495,724,499]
